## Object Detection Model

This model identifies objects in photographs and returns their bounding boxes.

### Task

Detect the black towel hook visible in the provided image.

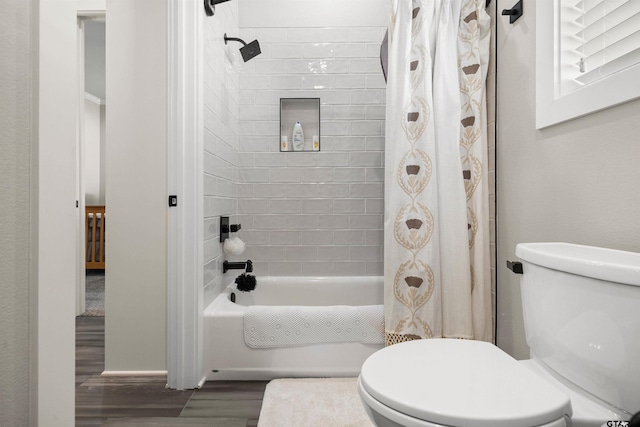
[502,0,523,24]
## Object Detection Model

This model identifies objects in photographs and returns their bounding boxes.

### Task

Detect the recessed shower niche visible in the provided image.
[280,98,320,152]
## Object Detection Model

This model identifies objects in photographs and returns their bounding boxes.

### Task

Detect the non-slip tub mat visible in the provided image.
[244,305,384,348]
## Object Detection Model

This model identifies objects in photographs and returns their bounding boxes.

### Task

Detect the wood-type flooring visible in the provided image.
[76,316,268,426]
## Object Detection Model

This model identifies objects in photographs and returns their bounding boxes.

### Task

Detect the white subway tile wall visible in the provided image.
[237,25,387,276]
[235,17,496,288]
[203,6,240,306]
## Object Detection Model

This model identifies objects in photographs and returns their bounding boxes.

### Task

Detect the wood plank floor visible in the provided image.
[76,317,268,426]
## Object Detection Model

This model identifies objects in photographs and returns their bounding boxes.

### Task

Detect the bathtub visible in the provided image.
[204,276,384,381]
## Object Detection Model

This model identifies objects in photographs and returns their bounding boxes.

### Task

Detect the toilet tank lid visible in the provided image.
[516,242,640,287]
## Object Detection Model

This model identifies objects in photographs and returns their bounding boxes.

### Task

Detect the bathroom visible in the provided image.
[201,0,640,367]
[3,0,640,425]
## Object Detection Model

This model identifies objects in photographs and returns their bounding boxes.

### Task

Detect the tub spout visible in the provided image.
[223,259,253,274]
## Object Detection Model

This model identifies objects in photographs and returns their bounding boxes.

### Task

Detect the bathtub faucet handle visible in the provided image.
[246,259,253,273]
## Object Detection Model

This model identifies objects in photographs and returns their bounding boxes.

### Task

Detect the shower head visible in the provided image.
[239,40,261,62]
[204,0,232,17]
[224,33,262,62]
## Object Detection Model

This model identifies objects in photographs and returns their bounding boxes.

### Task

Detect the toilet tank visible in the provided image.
[516,242,640,416]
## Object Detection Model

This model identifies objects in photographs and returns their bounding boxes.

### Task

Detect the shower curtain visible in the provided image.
[384,0,492,344]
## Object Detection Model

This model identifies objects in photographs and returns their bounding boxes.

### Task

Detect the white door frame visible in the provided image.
[33,1,199,423]
[76,17,87,316]
[34,1,108,424]
[167,0,205,389]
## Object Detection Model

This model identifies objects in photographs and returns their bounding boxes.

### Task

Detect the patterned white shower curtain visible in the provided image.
[384,0,492,345]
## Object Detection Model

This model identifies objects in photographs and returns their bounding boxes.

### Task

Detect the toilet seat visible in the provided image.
[358,378,453,427]
[359,339,572,427]
[358,379,568,427]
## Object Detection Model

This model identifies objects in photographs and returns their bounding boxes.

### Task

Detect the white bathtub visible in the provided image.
[204,276,384,381]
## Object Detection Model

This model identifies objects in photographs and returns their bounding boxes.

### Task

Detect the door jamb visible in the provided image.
[76,17,87,316]
[166,0,205,389]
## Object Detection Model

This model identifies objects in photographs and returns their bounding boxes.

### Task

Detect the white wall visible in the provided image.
[100,104,106,202]
[105,0,168,372]
[202,1,241,307]
[84,98,105,205]
[84,20,105,100]
[84,19,106,206]
[240,0,388,28]
[0,0,33,424]
[236,0,389,276]
[496,0,640,359]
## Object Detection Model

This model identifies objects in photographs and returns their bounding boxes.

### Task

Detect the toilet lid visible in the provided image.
[359,339,572,427]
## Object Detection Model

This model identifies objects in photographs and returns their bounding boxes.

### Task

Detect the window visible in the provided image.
[536,0,640,128]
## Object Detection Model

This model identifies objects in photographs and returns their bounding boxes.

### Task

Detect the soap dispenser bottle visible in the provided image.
[292,122,304,151]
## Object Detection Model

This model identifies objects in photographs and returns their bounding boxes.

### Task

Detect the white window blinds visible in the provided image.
[537,0,640,127]
[572,0,640,86]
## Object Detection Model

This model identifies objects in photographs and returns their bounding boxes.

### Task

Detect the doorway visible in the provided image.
[36,1,175,423]
[77,16,106,318]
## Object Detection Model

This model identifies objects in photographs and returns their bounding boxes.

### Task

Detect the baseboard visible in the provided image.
[101,370,168,377]
[197,376,207,389]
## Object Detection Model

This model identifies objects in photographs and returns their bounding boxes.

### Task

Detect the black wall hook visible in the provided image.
[502,0,523,24]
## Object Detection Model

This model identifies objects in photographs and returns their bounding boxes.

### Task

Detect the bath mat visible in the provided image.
[81,273,105,316]
[257,378,374,427]
[102,417,246,426]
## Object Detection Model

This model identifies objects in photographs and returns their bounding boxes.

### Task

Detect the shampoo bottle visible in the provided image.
[292,122,304,151]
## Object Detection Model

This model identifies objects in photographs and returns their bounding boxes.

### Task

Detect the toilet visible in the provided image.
[358,242,640,427]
